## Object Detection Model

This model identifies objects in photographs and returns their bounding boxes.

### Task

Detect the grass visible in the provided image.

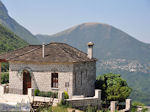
[41,105,68,112]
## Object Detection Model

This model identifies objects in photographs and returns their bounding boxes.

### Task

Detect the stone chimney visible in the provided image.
[42,43,45,58]
[87,42,94,59]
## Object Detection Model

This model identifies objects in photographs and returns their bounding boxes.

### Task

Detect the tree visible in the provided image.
[95,73,132,102]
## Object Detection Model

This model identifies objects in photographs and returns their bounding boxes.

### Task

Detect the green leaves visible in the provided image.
[95,73,132,102]
[1,72,9,84]
[0,24,28,54]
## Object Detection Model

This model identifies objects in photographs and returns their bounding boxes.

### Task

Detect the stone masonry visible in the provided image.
[9,60,96,98]
[73,61,96,97]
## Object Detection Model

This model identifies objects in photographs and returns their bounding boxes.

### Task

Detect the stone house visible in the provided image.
[0,42,96,98]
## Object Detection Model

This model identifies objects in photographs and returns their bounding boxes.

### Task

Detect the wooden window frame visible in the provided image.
[51,73,58,88]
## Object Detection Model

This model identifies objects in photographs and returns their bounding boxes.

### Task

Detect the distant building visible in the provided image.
[0,42,96,98]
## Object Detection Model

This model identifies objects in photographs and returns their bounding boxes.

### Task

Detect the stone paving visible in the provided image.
[0,93,59,111]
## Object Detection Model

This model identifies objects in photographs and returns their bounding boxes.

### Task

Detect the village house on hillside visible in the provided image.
[0,42,96,98]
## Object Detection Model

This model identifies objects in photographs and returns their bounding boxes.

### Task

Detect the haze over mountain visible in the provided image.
[37,22,150,62]
[37,22,150,105]
[0,0,149,105]
[0,1,39,44]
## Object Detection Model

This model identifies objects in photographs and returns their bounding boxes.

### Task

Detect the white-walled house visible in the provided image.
[0,42,96,98]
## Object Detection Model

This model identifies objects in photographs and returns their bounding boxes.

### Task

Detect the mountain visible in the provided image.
[0,24,28,53]
[0,1,39,44]
[36,22,150,105]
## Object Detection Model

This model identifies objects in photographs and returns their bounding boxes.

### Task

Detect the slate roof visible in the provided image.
[0,42,96,63]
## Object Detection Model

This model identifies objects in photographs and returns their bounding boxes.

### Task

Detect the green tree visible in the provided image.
[95,73,132,102]
[1,72,9,84]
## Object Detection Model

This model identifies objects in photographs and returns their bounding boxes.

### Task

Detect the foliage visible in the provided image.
[100,69,150,105]
[1,63,9,72]
[64,91,69,99]
[41,105,68,112]
[0,24,28,54]
[34,89,58,98]
[1,72,9,84]
[131,101,148,112]
[0,24,28,72]
[34,89,40,96]
[95,73,132,102]
[37,22,150,105]
[0,1,39,44]
[86,106,97,112]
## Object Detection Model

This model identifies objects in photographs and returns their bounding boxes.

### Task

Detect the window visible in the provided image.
[51,73,58,88]
[65,82,69,87]
[74,72,76,88]
[86,69,88,78]
[81,71,82,86]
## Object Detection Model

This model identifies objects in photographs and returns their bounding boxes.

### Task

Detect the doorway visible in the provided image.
[23,70,31,94]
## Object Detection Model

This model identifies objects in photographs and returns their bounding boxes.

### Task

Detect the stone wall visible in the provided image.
[9,70,23,94]
[73,61,96,97]
[66,90,101,110]
[9,61,96,98]
[9,62,74,97]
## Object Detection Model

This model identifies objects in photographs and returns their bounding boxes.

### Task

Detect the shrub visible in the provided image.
[34,89,40,96]
[131,101,148,112]
[64,91,69,99]
[1,72,9,84]
[34,89,58,98]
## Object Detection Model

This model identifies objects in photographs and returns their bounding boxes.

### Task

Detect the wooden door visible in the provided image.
[23,71,31,94]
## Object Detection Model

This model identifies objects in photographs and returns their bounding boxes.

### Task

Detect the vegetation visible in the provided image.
[0,24,28,72]
[86,106,98,112]
[95,73,132,102]
[1,72,9,84]
[1,63,9,72]
[41,105,68,112]
[34,89,58,98]
[64,91,69,99]
[0,1,39,44]
[0,24,28,54]
[100,69,150,105]
[37,22,150,105]
[131,101,148,112]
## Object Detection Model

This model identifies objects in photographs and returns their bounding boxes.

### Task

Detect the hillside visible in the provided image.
[0,1,39,44]
[36,22,150,105]
[0,24,28,53]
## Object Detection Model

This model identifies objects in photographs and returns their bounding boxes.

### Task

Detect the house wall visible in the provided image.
[73,61,96,97]
[9,62,74,98]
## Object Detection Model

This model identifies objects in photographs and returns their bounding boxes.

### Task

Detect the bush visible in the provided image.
[64,91,69,99]
[131,101,148,112]
[34,89,40,96]
[59,91,70,107]
[34,89,58,98]
[1,72,9,84]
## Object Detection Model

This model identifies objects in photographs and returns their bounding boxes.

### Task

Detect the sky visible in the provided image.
[1,0,150,43]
